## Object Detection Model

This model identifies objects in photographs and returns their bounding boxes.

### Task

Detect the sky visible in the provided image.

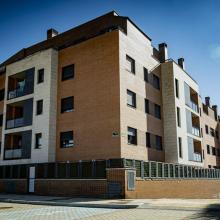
[0,0,220,107]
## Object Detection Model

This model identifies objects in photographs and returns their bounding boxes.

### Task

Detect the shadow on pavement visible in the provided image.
[188,204,220,220]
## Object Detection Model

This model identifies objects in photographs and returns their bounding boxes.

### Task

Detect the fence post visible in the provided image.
[78,161,82,178]
[92,160,96,178]
[149,162,151,178]
[141,161,144,179]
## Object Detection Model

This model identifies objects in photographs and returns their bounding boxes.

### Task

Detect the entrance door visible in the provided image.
[28,166,35,193]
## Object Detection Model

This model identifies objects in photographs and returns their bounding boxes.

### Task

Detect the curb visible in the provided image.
[138,204,220,212]
[0,199,141,209]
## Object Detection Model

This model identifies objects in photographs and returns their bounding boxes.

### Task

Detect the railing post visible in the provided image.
[149,162,151,178]
[141,161,144,179]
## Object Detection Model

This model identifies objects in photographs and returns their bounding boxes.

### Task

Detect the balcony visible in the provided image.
[192,126,200,137]
[4,148,22,159]
[6,117,24,129]
[193,152,202,162]
[7,68,34,100]
[4,130,32,160]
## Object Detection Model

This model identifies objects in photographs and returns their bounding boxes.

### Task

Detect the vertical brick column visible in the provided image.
[106,168,136,199]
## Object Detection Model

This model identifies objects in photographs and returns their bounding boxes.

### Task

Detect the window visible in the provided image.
[178,137,182,158]
[35,133,42,149]
[61,96,74,113]
[210,128,215,137]
[175,78,179,98]
[212,147,216,156]
[155,135,162,150]
[153,74,160,90]
[0,89,4,101]
[146,132,151,147]
[127,90,136,108]
[144,67,148,82]
[0,114,2,127]
[216,131,219,139]
[205,125,209,134]
[217,149,220,157]
[127,127,137,145]
[145,99,149,114]
[155,104,161,119]
[207,145,210,154]
[37,69,44,84]
[60,131,74,148]
[62,64,74,81]
[36,100,43,115]
[177,107,181,127]
[126,55,135,74]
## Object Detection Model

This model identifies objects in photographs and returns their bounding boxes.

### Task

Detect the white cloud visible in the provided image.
[210,45,220,60]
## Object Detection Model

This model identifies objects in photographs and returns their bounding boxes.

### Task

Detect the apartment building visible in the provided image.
[0,11,219,168]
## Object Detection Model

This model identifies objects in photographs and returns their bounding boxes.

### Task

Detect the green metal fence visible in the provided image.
[0,159,220,179]
[123,159,220,179]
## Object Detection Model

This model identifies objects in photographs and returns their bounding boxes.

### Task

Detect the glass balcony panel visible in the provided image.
[6,117,24,129]
[4,149,22,159]
[192,126,200,137]
[193,153,202,162]
[190,100,199,113]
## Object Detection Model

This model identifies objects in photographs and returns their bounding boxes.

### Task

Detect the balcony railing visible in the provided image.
[193,153,202,162]
[8,88,25,100]
[4,148,22,159]
[6,117,24,129]
[192,126,200,137]
[190,100,199,113]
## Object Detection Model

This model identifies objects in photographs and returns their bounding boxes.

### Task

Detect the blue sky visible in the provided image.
[1,0,220,107]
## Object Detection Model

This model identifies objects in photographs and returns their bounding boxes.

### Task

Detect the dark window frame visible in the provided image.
[36,100,43,115]
[37,69,44,84]
[155,104,161,119]
[35,133,42,149]
[126,55,135,74]
[177,107,181,127]
[155,135,163,150]
[62,64,74,81]
[143,67,148,82]
[175,78,179,98]
[152,74,160,90]
[60,131,74,148]
[61,96,74,113]
[127,90,136,108]
[207,145,210,154]
[127,127,137,145]
[178,137,182,158]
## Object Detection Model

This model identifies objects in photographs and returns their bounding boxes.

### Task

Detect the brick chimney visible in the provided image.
[205,97,210,107]
[212,105,218,120]
[178,58,185,70]
[47,28,58,39]
[158,43,168,63]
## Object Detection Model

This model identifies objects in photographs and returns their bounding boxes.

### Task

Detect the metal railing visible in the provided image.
[6,118,24,129]
[8,89,25,100]
[0,158,220,180]
[124,159,220,179]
